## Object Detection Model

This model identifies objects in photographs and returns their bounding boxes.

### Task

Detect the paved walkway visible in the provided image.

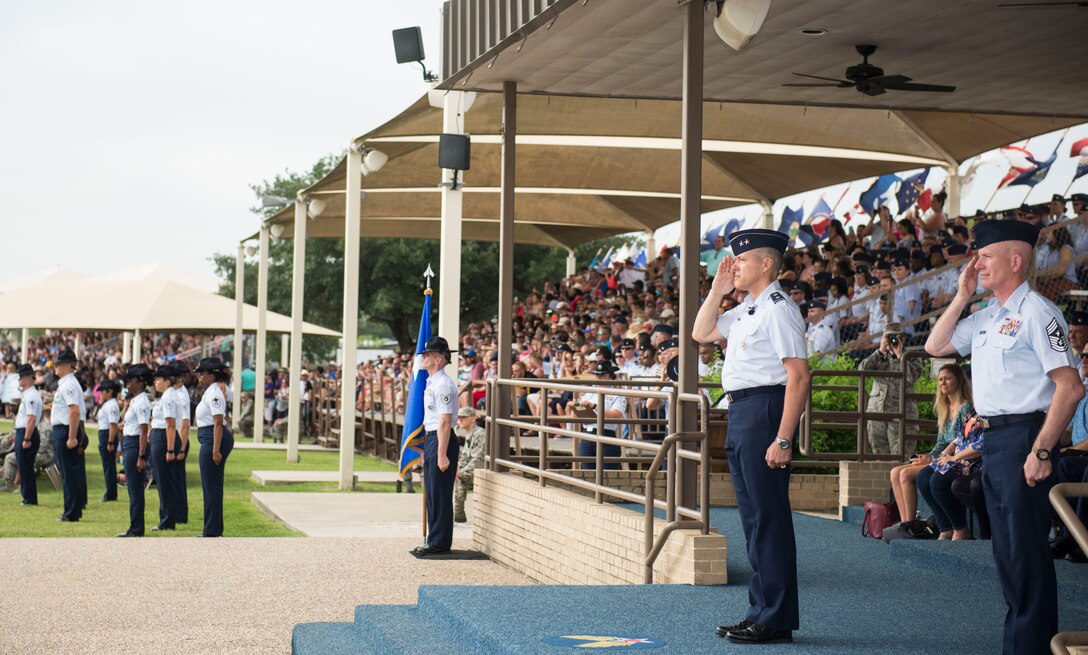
[251,470,401,485]
[0,537,530,655]
[252,492,475,538]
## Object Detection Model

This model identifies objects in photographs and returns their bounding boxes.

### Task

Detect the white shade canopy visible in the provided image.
[0,278,339,336]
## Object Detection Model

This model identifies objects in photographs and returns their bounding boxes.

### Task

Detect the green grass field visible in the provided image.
[0,419,397,538]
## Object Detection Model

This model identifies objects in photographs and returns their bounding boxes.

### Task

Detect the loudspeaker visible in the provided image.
[392,27,425,64]
[439,133,471,171]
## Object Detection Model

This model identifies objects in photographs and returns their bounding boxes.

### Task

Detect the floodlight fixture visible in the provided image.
[712,0,771,51]
[393,26,438,83]
[244,244,258,257]
[306,198,327,218]
[269,224,285,239]
[362,149,388,175]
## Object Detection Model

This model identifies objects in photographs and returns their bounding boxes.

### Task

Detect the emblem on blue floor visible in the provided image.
[542,634,666,649]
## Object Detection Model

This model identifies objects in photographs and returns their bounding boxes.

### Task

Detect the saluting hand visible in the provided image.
[956,255,979,300]
[711,257,736,295]
[1023,454,1051,488]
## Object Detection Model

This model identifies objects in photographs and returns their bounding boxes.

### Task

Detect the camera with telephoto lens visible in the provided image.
[888,334,899,346]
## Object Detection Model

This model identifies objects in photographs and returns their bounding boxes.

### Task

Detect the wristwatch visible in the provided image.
[1034,447,1051,461]
[776,438,792,450]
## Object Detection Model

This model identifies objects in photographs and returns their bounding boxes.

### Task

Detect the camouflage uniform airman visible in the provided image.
[859,338,924,456]
[2,418,55,491]
[453,418,486,522]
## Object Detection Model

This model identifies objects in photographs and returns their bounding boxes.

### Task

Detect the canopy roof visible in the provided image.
[0,267,83,293]
[439,0,1088,120]
[0,279,339,336]
[264,87,1083,247]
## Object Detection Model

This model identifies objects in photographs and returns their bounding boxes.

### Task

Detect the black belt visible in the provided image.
[724,384,784,404]
[978,411,1045,429]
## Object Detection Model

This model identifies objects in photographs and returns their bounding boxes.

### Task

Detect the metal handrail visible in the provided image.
[484,378,711,583]
[1049,482,1088,655]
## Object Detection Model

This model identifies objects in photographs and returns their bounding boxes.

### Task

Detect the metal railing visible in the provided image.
[801,349,937,461]
[485,377,711,583]
[1050,482,1088,655]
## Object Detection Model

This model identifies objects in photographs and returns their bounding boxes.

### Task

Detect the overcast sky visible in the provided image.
[0,0,442,280]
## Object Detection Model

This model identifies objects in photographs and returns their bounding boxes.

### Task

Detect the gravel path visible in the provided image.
[2,536,531,654]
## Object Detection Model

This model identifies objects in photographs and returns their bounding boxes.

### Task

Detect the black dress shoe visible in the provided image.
[100,496,116,503]
[151,525,176,532]
[55,517,78,523]
[725,623,793,644]
[1067,549,1088,564]
[715,619,752,638]
[20,500,36,506]
[411,545,451,556]
[117,531,142,538]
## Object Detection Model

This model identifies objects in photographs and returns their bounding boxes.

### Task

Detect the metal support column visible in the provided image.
[945,169,961,218]
[338,144,364,490]
[21,328,29,362]
[495,82,517,461]
[287,198,308,464]
[231,244,245,431]
[438,91,467,378]
[565,249,577,277]
[254,225,270,443]
[677,0,704,508]
[133,329,142,363]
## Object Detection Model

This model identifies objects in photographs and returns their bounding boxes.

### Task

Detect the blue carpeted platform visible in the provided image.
[293,507,1088,654]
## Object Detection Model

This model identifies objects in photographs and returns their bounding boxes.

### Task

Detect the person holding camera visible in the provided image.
[859,323,924,455]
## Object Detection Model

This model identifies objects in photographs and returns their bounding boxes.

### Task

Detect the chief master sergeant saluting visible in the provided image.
[411,336,461,557]
[692,228,809,645]
[926,219,1083,655]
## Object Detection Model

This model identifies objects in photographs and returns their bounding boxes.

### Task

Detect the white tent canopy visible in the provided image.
[88,263,221,294]
[0,267,84,293]
[0,278,338,336]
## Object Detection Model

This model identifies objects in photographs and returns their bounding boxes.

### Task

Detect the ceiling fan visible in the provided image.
[782,44,957,96]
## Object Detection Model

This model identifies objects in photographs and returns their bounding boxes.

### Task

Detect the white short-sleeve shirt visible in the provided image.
[423,369,457,431]
[123,392,152,437]
[951,281,1076,416]
[583,393,628,434]
[51,373,84,426]
[715,281,807,392]
[15,386,42,430]
[196,383,227,428]
[173,385,191,425]
[97,397,121,432]
[806,316,840,357]
[151,386,179,430]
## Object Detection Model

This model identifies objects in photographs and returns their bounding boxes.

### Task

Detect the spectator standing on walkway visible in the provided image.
[926,219,1084,655]
[453,406,485,523]
[859,324,923,455]
[693,229,808,645]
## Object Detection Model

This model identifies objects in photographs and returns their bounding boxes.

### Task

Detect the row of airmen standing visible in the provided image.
[12,351,234,537]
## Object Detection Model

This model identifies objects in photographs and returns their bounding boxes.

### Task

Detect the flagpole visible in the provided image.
[421,265,432,541]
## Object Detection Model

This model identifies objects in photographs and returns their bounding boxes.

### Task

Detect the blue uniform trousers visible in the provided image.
[14,428,40,504]
[197,426,234,537]
[424,429,460,550]
[51,425,82,521]
[173,438,190,524]
[98,431,118,501]
[76,425,88,510]
[982,416,1057,655]
[578,429,621,470]
[724,386,799,631]
[149,429,177,529]
[121,435,145,535]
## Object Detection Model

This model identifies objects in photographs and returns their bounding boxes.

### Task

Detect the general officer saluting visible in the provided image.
[693,228,809,645]
[926,219,1084,655]
[50,348,85,522]
[411,336,460,556]
[13,364,43,505]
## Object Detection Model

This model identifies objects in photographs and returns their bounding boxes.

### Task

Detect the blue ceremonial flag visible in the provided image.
[858,174,901,215]
[1007,152,1057,187]
[894,169,929,213]
[399,289,433,477]
[723,218,742,239]
[598,246,615,270]
[776,205,805,243]
[587,247,602,270]
[805,198,834,239]
[633,246,647,268]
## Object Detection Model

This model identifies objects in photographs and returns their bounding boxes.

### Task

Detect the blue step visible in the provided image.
[354,604,485,655]
[292,622,363,655]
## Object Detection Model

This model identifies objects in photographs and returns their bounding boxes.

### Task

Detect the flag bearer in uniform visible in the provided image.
[14,364,42,505]
[693,229,809,645]
[51,348,85,522]
[411,336,460,556]
[926,219,1084,655]
[194,357,234,537]
[150,365,179,530]
[172,361,192,524]
[96,379,122,502]
[118,364,153,537]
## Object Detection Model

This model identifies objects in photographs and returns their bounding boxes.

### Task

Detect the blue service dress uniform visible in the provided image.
[97,395,121,501]
[950,280,1075,654]
[195,382,234,537]
[422,369,460,550]
[51,372,85,521]
[172,381,192,524]
[716,280,807,632]
[14,384,43,504]
[149,385,179,529]
[121,391,152,535]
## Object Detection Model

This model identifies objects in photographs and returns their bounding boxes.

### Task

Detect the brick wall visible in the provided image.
[536,469,839,512]
[473,469,727,585]
[839,461,897,509]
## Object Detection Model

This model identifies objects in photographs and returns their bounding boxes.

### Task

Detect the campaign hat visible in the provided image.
[16,363,35,378]
[124,364,154,384]
[589,359,619,376]
[55,349,77,366]
[193,357,226,373]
